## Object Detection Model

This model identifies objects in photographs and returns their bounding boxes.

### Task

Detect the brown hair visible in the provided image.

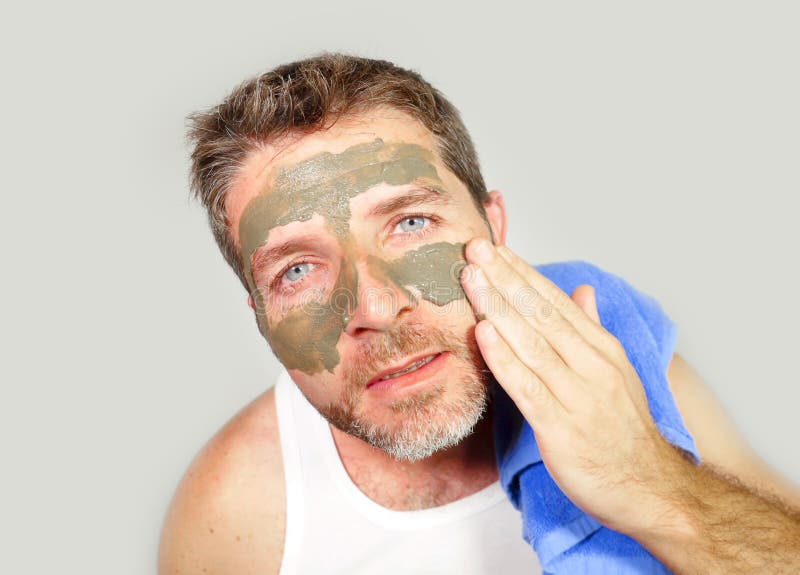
[187,52,488,290]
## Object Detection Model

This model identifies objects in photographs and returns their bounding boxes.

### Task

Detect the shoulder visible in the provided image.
[158,386,286,575]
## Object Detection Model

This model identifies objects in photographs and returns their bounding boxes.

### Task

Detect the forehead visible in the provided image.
[226,109,441,249]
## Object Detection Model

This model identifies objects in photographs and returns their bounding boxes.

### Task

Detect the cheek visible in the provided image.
[377,242,468,306]
[258,254,359,375]
[289,371,341,410]
[265,304,346,374]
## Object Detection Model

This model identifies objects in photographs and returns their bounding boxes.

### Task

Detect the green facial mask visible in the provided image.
[238,138,468,374]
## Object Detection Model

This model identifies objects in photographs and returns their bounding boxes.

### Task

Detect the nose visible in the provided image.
[342,257,415,338]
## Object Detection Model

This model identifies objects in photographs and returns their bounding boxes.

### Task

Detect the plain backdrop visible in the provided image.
[2,1,798,573]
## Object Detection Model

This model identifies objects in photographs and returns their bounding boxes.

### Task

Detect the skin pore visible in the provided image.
[228,112,506,501]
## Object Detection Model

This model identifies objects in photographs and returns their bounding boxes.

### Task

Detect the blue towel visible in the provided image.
[493,260,701,574]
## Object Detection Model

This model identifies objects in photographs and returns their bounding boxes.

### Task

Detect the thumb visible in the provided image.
[571,284,601,324]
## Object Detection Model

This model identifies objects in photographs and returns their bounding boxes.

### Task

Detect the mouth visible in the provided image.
[366,352,443,388]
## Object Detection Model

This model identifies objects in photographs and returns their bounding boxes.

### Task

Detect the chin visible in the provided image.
[323,369,493,462]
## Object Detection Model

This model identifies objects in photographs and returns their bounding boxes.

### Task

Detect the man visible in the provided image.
[159,53,800,574]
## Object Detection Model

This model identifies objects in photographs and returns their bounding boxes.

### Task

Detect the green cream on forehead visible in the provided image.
[239,138,445,293]
[237,138,467,375]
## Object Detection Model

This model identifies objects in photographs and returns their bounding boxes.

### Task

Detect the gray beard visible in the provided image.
[313,321,494,462]
[332,374,491,462]
[320,364,494,462]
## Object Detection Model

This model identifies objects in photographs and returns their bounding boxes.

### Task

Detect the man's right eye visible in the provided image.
[283,262,314,283]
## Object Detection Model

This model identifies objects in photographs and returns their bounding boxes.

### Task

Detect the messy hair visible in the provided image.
[187,52,488,290]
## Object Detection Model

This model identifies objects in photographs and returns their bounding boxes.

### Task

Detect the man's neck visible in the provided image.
[329,404,499,511]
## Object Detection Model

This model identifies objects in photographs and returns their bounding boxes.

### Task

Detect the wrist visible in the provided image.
[621,441,701,547]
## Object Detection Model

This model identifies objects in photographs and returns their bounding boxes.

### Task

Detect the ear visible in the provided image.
[247,295,256,311]
[483,190,507,246]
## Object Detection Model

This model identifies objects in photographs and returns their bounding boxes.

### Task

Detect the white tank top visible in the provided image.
[274,369,542,575]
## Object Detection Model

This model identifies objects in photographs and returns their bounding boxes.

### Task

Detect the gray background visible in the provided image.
[2,1,798,573]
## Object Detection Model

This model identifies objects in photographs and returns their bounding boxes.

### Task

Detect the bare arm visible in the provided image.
[624,352,800,574]
[666,352,800,507]
[629,451,800,574]
[458,241,800,572]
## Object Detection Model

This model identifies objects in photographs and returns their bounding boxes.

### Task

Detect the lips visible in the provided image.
[366,352,441,387]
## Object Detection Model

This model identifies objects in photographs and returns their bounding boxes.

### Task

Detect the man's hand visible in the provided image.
[460,238,691,536]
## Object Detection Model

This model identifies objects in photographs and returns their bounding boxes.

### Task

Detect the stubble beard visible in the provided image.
[319,322,495,462]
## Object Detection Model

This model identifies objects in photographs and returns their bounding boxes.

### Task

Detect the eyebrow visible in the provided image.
[250,236,319,275]
[367,187,451,218]
[249,187,450,274]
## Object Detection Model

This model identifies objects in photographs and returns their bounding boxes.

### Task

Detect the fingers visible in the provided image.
[463,239,614,378]
[474,320,565,425]
[493,243,620,360]
[462,263,588,409]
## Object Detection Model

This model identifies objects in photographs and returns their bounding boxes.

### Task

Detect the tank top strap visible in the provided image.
[273,370,305,575]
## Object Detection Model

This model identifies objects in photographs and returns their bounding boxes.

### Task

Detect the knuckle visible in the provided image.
[582,343,611,372]
[537,298,557,324]
[523,331,551,362]
[605,364,629,394]
[484,285,509,317]
[608,337,629,365]
[521,372,548,404]
[592,354,627,392]
[550,315,575,340]
[513,285,540,319]
[551,285,574,309]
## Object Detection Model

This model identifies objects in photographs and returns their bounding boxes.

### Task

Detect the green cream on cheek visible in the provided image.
[237,138,467,375]
[265,255,359,374]
[263,242,467,374]
[366,242,467,307]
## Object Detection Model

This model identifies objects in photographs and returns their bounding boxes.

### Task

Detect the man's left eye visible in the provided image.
[394,216,430,233]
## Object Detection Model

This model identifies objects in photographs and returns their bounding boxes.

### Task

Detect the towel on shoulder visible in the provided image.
[493,259,700,575]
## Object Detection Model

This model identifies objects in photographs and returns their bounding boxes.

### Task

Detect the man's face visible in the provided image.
[226,109,505,461]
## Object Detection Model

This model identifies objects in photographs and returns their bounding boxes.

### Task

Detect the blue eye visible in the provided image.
[397,216,430,233]
[284,262,313,282]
